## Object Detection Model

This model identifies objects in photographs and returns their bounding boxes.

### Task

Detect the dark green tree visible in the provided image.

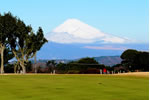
[121,49,138,70]
[46,60,57,73]
[136,51,149,71]
[77,57,99,64]
[56,63,67,73]
[121,49,149,71]
[67,57,101,74]
[9,19,47,74]
[0,12,16,73]
[9,19,32,74]
[33,27,48,73]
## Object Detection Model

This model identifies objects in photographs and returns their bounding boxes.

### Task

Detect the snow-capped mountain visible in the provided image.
[46,19,128,44]
[37,19,148,59]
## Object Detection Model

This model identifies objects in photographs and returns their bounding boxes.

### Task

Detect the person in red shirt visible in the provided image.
[103,68,107,74]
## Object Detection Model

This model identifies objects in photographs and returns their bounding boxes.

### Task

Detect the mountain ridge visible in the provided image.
[94,56,122,66]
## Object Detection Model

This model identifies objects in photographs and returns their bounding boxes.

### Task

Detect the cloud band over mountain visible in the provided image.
[83,46,127,50]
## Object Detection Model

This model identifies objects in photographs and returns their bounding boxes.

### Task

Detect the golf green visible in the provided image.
[0,74,148,100]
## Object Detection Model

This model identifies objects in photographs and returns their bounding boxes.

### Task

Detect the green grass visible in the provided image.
[0,74,148,100]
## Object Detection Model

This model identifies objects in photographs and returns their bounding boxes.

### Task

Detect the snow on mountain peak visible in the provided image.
[53,18,105,39]
[46,18,127,44]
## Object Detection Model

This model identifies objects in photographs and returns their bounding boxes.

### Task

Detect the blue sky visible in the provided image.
[0,0,149,43]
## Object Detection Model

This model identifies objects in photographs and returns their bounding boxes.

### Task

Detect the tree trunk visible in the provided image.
[12,50,26,74]
[22,65,26,74]
[14,64,16,73]
[0,45,5,74]
[20,61,26,74]
[14,62,18,73]
[34,52,37,73]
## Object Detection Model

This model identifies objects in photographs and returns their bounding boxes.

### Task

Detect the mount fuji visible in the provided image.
[46,19,129,44]
[36,19,148,59]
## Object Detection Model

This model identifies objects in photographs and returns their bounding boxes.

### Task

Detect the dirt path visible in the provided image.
[0,72,149,78]
[113,72,149,77]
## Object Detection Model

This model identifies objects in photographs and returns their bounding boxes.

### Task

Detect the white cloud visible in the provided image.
[83,46,127,50]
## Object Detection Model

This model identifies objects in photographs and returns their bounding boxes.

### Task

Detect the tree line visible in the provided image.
[45,49,149,74]
[56,57,108,74]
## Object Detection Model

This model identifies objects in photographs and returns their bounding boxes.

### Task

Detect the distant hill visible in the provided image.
[94,56,122,66]
[31,56,122,67]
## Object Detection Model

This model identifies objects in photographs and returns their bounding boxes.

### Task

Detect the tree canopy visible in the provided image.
[121,49,149,71]
[0,12,17,73]
[77,57,99,64]
[0,12,47,74]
